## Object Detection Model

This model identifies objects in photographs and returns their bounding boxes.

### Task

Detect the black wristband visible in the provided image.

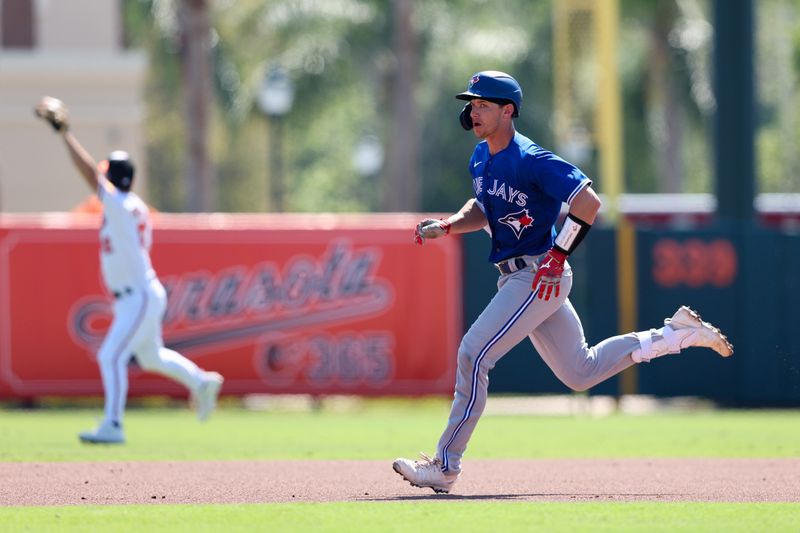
[553,213,592,255]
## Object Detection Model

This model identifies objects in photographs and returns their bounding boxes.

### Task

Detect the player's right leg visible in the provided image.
[394,266,568,492]
[136,341,224,421]
[131,278,223,421]
[529,299,639,391]
[530,304,733,392]
[631,306,733,361]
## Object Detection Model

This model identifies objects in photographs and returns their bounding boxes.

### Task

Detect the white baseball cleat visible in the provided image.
[665,306,734,357]
[392,453,459,494]
[195,371,224,422]
[79,420,125,444]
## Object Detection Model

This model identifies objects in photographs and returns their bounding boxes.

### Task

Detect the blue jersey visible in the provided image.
[470,132,591,263]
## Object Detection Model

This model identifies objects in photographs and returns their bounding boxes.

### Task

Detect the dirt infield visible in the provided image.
[2,458,799,505]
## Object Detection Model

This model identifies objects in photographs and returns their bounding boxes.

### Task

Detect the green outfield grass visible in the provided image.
[1,398,800,461]
[2,502,800,533]
[2,398,799,532]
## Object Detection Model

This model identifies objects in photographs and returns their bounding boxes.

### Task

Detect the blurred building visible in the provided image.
[0,0,146,212]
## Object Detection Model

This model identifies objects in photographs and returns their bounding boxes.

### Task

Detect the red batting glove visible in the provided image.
[532,248,567,301]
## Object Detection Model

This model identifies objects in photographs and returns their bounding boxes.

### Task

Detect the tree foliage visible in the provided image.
[123,0,799,214]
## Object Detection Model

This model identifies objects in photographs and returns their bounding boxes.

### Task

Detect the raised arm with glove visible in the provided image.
[34,96,70,132]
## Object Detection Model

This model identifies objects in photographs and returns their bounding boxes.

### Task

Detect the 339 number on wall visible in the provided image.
[651,238,737,288]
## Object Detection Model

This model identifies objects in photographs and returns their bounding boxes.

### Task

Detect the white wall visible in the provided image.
[37,0,120,50]
[0,0,147,212]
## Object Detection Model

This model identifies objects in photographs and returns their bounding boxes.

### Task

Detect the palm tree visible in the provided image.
[382,0,420,211]
[178,0,215,211]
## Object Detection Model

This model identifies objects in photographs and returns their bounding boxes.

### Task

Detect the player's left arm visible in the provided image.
[533,185,600,300]
[61,131,102,192]
[60,129,120,202]
[567,185,601,225]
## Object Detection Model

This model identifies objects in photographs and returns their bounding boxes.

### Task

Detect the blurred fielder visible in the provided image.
[393,71,733,493]
[35,96,224,444]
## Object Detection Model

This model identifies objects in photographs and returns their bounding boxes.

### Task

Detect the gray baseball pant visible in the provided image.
[436,261,642,473]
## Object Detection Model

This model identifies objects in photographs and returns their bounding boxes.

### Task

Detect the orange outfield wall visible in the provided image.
[0,213,461,399]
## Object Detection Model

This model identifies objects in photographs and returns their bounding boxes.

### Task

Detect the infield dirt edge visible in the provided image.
[2,458,799,505]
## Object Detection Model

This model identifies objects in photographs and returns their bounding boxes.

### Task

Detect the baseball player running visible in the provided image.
[35,97,224,444]
[393,71,733,493]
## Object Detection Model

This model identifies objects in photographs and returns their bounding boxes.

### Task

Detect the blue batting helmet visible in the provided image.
[455,71,522,117]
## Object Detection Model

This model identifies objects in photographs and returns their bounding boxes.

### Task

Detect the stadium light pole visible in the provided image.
[258,66,294,212]
[353,134,385,178]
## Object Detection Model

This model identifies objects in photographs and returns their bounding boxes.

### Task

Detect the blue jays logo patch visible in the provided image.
[498,209,534,239]
[470,75,480,87]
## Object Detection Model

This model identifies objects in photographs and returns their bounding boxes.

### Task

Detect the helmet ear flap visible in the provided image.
[459,103,473,130]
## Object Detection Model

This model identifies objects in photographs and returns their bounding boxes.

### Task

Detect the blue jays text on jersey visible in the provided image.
[470,132,591,263]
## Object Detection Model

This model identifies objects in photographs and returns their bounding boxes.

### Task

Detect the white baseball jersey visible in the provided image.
[97,176,155,293]
[93,174,207,426]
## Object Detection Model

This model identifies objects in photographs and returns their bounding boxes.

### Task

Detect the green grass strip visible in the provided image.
[1,502,799,533]
[2,404,800,461]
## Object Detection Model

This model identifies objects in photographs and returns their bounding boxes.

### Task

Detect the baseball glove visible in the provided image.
[34,96,70,132]
[414,218,451,245]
